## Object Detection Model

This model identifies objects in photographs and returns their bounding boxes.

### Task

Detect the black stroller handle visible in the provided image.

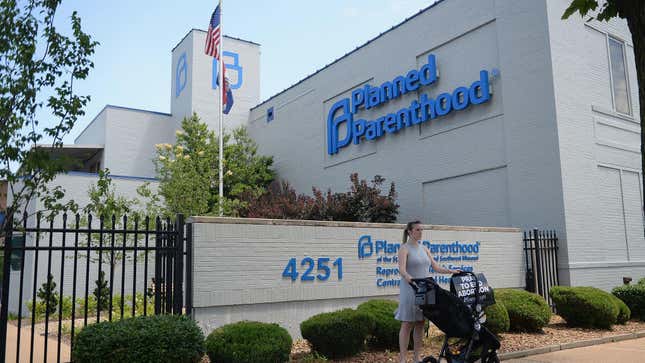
[409,277,437,293]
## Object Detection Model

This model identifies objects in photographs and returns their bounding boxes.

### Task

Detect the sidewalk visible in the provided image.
[505,337,645,363]
[5,322,71,363]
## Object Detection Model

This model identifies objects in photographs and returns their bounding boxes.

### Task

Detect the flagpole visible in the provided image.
[218,0,224,216]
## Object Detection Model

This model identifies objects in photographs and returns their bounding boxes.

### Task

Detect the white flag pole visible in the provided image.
[218,0,224,216]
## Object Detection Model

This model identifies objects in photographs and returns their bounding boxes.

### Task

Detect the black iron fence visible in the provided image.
[524,229,559,310]
[0,212,192,363]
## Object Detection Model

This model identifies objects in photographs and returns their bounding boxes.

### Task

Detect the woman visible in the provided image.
[396,220,460,363]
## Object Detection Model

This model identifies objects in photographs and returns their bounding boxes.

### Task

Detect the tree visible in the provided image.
[0,0,98,234]
[154,114,274,217]
[563,0,645,216]
[79,168,162,270]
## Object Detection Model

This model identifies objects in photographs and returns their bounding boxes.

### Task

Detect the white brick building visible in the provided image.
[246,0,643,290]
[14,0,643,291]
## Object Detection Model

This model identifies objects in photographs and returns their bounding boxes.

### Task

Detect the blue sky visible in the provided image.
[56,0,435,143]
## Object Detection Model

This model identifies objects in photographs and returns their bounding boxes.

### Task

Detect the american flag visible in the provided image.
[205,5,221,58]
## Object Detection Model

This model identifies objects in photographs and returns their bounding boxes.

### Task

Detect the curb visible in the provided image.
[499,331,645,361]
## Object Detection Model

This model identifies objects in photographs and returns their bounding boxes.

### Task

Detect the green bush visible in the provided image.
[356,299,400,350]
[496,289,551,332]
[72,314,204,363]
[609,293,631,324]
[484,301,510,334]
[638,277,645,287]
[205,321,292,363]
[613,284,645,321]
[549,286,618,329]
[301,309,373,359]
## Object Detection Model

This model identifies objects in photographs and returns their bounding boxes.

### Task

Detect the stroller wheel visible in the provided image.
[420,357,438,363]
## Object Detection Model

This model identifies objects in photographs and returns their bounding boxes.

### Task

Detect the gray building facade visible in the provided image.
[246,0,643,290]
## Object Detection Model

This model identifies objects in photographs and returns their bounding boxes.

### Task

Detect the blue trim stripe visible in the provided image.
[66,171,158,182]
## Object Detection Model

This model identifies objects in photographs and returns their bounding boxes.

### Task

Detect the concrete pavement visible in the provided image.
[5,322,71,363]
[505,337,645,363]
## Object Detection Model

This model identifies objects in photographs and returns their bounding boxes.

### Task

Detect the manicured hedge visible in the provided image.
[613,284,645,321]
[638,277,645,287]
[72,315,204,363]
[495,289,551,332]
[484,301,510,334]
[549,286,619,329]
[300,309,373,359]
[609,293,631,324]
[205,321,292,363]
[356,299,400,350]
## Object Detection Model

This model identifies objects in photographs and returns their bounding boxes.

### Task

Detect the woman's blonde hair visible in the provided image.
[402,220,421,243]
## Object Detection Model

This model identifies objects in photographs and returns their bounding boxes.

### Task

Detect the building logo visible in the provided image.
[327,54,494,155]
[175,52,187,98]
[358,235,373,258]
[212,51,244,90]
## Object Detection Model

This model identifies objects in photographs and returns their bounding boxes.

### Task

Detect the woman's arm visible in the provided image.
[398,246,413,283]
[425,246,460,274]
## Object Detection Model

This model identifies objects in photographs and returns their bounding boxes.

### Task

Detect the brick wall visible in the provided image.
[190,217,524,337]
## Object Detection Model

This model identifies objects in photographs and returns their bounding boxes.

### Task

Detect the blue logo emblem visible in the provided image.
[213,51,243,90]
[358,235,373,259]
[175,52,187,97]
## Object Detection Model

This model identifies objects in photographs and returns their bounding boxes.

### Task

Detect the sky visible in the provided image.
[52,0,437,143]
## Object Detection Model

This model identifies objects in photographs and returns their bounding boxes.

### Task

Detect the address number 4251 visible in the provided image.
[282,257,343,281]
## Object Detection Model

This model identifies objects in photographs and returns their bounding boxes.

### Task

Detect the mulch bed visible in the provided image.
[289,315,645,362]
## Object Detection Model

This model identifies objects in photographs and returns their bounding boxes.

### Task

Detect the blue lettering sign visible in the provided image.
[358,235,482,287]
[327,54,493,154]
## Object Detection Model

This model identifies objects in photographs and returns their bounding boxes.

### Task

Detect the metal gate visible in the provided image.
[524,229,559,310]
[0,213,193,362]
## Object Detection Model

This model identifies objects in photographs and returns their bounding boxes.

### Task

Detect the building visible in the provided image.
[245,0,643,290]
[12,31,261,222]
[9,0,643,294]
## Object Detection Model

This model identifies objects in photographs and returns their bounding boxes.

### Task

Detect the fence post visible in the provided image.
[173,214,184,315]
[185,222,193,318]
[523,231,534,292]
[0,214,14,363]
[533,229,544,298]
[154,217,162,315]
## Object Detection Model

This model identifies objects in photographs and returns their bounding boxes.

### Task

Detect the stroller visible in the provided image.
[411,272,501,363]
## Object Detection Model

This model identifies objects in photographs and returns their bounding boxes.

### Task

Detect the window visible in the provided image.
[608,36,631,115]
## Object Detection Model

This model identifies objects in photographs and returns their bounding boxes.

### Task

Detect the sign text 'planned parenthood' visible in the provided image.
[327,55,492,154]
[357,235,481,287]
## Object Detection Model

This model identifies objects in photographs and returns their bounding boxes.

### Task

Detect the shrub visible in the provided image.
[244,173,399,223]
[549,286,618,329]
[484,301,510,334]
[300,309,373,359]
[72,314,204,363]
[93,271,110,312]
[37,274,59,315]
[496,289,551,332]
[609,293,631,324]
[613,284,645,321]
[205,321,292,363]
[638,277,645,287]
[356,299,400,349]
